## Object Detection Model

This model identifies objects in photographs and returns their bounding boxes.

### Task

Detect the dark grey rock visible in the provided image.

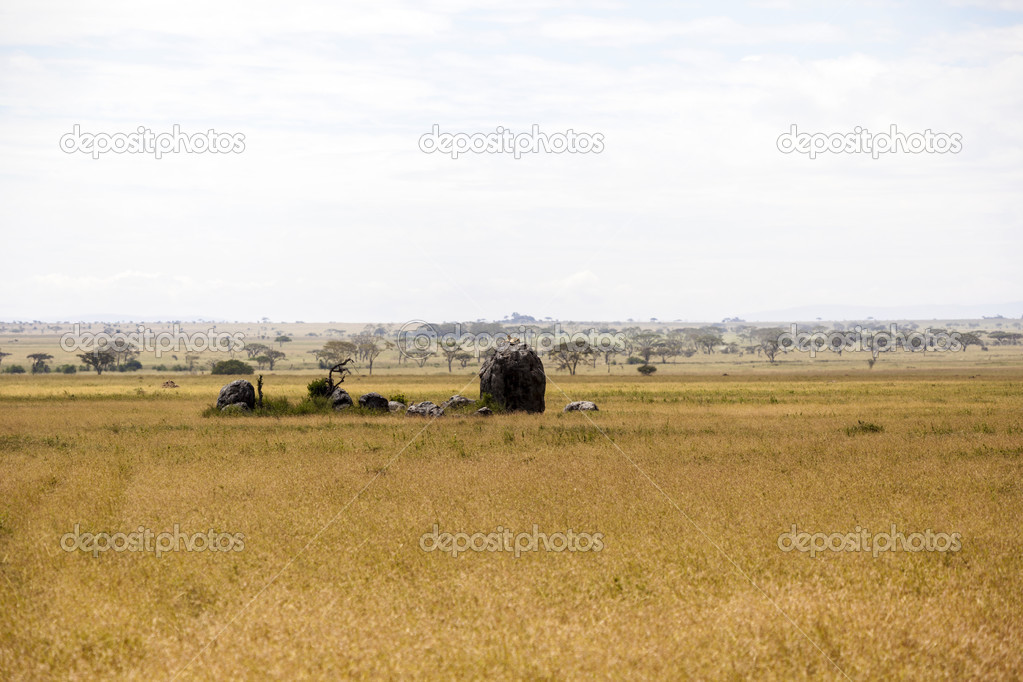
[331,387,353,410]
[478,342,545,413]
[217,380,255,410]
[358,392,389,410]
[564,401,599,412]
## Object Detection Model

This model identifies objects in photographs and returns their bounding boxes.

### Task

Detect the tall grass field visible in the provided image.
[1,365,1021,678]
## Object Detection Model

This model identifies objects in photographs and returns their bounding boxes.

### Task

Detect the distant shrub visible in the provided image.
[307,377,331,398]
[845,420,884,435]
[203,394,334,418]
[476,392,504,413]
[118,359,143,372]
[171,364,188,372]
[153,364,168,372]
[625,356,644,365]
[210,359,254,375]
[55,364,77,374]
[2,365,26,374]
[637,364,657,375]
[389,392,408,405]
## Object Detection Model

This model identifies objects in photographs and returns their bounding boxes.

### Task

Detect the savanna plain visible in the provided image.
[1,340,1022,679]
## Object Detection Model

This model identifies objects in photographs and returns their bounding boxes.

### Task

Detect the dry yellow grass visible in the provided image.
[1,369,1021,679]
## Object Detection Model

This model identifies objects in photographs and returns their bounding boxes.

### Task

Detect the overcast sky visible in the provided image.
[1,0,1021,322]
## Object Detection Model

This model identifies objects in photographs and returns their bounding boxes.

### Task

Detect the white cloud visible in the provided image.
[0,1,1020,321]
[538,16,846,46]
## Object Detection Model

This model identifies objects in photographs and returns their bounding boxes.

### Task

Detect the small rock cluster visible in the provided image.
[406,401,444,418]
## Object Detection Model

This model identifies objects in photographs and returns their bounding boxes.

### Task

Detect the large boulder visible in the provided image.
[388,401,406,413]
[406,401,444,418]
[564,401,599,412]
[479,342,546,413]
[217,380,255,410]
[331,387,353,410]
[359,392,389,410]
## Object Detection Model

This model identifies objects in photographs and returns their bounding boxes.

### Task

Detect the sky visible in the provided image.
[1,0,1021,323]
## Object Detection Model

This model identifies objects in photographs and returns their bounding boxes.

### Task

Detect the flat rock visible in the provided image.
[406,401,444,418]
[441,394,476,410]
[564,401,599,412]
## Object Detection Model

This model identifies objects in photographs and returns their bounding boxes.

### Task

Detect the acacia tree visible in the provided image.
[0,350,11,368]
[439,338,469,373]
[653,335,685,364]
[111,347,139,369]
[958,332,983,351]
[314,340,357,368]
[989,331,1022,345]
[630,331,661,365]
[78,350,116,375]
[736,325,757,345]
[597,334,629,372]
[28,353,53,373]
[549,340,594,375]
[755,328,785,364]
[404,348,435,368]
[274,335,292,349]
[265,349,286,370]
[354,335,392,375]
[695,332,723,354]
[244,343,270,359]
